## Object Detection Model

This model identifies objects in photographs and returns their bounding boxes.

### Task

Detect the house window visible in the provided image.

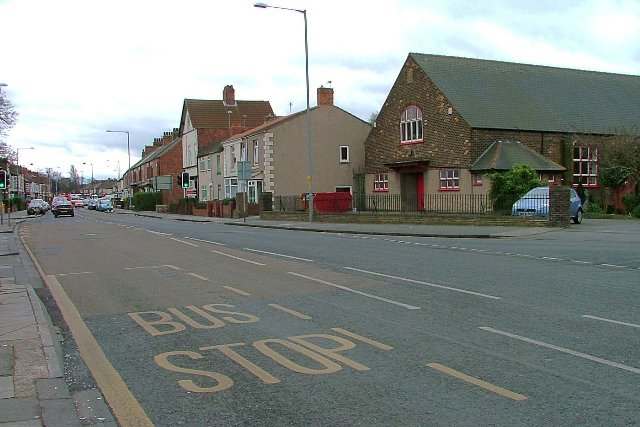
[374,174,389,192]
[400,106,423,144]
[230,146,236,171]
[216,154,221,175]
[247,180,263,204]
[225,178,238,198]
[207,157,211,171]
[335,186,351,193]
[540,172,557,184]
[253,140,259,165]
[339,146,350,163]
[200,186,208,201]
[573,145,598,187]
[199,158,206,172]
[439,169,460,190]
[472,173,482,186]
[240,143,247,161]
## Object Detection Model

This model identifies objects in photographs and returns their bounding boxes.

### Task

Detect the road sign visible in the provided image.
[237,161,252,181]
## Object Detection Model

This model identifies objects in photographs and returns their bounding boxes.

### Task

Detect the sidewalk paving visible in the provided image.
[0,210,114,427]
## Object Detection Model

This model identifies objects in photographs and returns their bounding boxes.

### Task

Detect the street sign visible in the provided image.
[237,161,252,181]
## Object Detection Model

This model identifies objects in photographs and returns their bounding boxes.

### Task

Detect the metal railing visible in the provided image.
[270,193,512,215]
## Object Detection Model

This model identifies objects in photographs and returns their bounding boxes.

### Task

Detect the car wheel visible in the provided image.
[54,213,58,218]
[71,213,75,217]
[572,209,583,224]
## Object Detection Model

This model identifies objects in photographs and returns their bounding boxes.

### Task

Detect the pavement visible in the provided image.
[0,207,631,426]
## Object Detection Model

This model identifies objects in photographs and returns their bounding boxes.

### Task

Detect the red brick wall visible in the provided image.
[365,56,473,174]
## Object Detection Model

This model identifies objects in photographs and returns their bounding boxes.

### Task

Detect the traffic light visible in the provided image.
[181,172,189,189]
[0,170,6,190]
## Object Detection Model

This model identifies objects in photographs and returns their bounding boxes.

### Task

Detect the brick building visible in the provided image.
[365,53,640,207]
[128,128,184,205]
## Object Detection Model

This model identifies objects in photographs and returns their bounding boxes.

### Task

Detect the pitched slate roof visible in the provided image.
[410,53,640,135]
[470,140,565,172]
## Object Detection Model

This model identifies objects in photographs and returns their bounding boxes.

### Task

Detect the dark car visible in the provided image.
[51,196,75,218]
[27,198,47,215]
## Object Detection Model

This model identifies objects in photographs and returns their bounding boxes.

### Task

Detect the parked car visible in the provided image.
[96,198,113,212]
[51,196,75,218]
[512,186,583,224]
[27,199,47,215]
[87,198,98,210]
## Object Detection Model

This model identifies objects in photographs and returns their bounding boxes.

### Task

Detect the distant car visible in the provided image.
[70,194,84,208]
[27,199,47,215]
[96,198,113,212]
[87,198,98,210]
[512,186,583,224]
[51,196,75,218]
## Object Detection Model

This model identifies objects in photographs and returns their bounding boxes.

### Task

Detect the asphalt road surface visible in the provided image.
[20,210,640,426]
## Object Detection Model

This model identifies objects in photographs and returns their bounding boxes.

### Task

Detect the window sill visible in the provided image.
[373,189,389,193]
[438,188,460,192]
[400,140,424,146]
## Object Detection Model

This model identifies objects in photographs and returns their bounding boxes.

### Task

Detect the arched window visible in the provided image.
[400,106,423,144]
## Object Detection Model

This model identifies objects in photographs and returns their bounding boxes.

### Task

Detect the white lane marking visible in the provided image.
[243,248,313,262]
[599,263,627,268]
[269,303,312,320]
[222,285,251,296]
[124,265,181,271]
[184,236,226,246]
[480,326,640,374]
[164,265,182,270]
[57,271,94,276]
[344,267,501,300]
[146,230,172,236]
[288,272,420,310]
[582,315,640,329]
[211,250,266,266]
[170,237,199,247]
[188,272,209,281]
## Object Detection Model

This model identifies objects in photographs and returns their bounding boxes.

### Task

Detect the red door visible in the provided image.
[417,174,424,212]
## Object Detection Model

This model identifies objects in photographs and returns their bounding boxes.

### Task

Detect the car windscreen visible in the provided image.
[524,187,549,197]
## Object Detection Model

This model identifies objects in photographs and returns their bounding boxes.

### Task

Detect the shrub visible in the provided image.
[584,202,605,215]
[131,192,163,211]
[632,204,640,219]
[489,164,543,211]
[622,195,640,214]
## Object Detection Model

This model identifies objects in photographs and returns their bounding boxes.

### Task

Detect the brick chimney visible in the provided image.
[223,85,236,106]
[317,86,334,107]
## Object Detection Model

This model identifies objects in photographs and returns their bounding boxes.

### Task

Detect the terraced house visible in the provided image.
[365,53,640,211]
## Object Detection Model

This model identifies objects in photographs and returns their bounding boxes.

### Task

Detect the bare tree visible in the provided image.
[601,134,640,195]
[0,88,18,143]
[69,165,81,191]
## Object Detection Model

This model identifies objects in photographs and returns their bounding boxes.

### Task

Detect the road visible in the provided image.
[20,210,640,426]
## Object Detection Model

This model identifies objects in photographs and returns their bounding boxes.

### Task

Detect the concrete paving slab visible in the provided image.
[40,398,81,427]
[0,375,14,399]
[73,389,116,425]
[36,378,70,400]
[0,345,13,376]
[0,396,40,423]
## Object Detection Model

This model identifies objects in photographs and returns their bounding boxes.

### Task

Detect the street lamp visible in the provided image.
[83,162,94,195]
[106,130,131,208]
[254,2,314,222]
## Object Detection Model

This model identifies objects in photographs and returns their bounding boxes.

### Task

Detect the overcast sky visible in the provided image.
[1,0,639,180]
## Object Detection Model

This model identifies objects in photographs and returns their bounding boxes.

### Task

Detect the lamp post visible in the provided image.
[16,147,35,200]
[106,130,131,208]
[254,2,313,222]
